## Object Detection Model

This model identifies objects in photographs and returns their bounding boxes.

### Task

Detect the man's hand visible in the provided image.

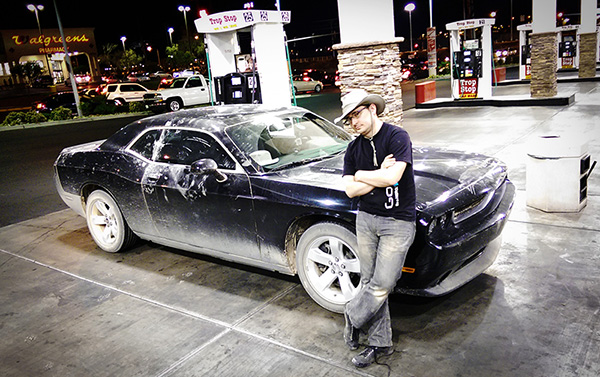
[381,154,396,169]
[343,175,375,198]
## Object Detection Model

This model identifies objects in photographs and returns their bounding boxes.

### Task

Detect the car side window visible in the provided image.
[107,85,117,93]
[129,129,162,160]
[122,84,144,92]
[186,77,202,88]
[132,129,235,169]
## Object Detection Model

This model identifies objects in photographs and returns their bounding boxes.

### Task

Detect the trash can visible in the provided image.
[526,135,593,212]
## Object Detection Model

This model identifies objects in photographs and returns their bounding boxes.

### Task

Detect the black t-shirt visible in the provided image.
[343,122,416,221]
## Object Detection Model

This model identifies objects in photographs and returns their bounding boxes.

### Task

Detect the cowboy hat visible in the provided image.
[334,89,385,124]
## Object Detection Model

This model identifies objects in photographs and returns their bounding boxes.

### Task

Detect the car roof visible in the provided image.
[100,104,309,151]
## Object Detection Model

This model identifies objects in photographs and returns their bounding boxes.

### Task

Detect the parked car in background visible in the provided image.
[101,83,149,105]
[127,73,150,82]
[32,75,54,88]
[102,74,120,84]
[54,105,515,313]
[80,88,103,100]
[65,74,92,87]
[143,75,210,112]
[32,92,81,114]
[150,71,173,79]
[292,76,323,93]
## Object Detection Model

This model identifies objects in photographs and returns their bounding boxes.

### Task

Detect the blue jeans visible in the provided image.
[345,211,416,347]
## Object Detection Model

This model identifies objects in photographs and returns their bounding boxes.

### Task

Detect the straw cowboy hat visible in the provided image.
[334,89,385,124]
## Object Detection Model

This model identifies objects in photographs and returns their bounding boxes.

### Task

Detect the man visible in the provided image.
[337,89,416,368]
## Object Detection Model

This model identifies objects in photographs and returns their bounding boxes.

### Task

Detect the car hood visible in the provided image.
[270,147,508,213]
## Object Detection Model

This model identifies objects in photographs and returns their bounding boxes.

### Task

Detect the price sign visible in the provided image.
[459,78,479,99]
[562,57,574,69]
[427,27,437,70]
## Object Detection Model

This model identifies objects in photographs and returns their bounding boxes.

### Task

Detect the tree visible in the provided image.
[99,43,121,71]
[120,49,143,72]
[11,61,45,86]
[166,43,195,69]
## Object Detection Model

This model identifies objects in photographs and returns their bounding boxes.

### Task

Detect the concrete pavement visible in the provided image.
[1,78,599,376]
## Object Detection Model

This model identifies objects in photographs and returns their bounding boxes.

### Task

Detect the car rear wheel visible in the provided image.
[85,190,138,253]
[314,85,322,93]
[167,98,183,111]
[296,222,361,313]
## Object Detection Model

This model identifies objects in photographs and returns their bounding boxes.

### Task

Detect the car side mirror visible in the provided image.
[190,158,227,183]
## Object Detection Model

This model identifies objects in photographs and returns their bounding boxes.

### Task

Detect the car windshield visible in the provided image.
[225,111,351,172]
[167,78,187,89]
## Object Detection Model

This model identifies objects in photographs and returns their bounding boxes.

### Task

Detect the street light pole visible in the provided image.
[178,5,192,53]
[52,0,82,117]
[27,4,44,35]
[120,36,127,52]
[404,3,416,51]
[27,4,52,80]
[168,28,174,45]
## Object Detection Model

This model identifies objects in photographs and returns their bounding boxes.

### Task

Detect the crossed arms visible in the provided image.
[343,154,407,198]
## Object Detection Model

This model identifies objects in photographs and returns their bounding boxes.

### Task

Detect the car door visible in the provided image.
[133,128,261,260]
[183,76,209,105]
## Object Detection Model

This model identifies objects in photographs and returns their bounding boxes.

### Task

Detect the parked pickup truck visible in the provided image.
[143,75,211,112]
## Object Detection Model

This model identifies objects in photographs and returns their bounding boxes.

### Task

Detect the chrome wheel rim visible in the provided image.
[304,235,361,305]
[89,199,120,248]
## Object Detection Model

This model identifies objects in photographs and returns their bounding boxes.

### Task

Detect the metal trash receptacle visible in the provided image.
[526,135,592,212]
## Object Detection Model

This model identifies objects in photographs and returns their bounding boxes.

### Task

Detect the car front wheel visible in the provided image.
[314,85,322,93]
[167,98,183,111]
[85,190,138,253]
[296,222,361,313]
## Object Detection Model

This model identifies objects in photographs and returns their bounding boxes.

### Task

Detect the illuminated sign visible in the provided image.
[195,10,291,33]
[0,28,97,59]
[459,78,479,99]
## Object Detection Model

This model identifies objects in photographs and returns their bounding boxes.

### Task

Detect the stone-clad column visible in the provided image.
[579,33,598,78]
[579,0,598,78]
[333,39,404,128]
[531,0,557,98]
[530,32,558,98]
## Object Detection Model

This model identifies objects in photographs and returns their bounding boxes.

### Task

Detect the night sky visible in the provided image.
[0,0,586,52]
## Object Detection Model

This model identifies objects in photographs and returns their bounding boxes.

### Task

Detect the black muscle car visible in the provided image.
[54,105,515,312]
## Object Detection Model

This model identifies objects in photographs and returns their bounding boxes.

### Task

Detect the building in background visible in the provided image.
[0,28,99,86]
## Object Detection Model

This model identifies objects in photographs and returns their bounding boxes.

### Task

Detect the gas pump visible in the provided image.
[517,23,533,80]
[195,9,291,107]
[446,18,495,100]
[557,25,579,70]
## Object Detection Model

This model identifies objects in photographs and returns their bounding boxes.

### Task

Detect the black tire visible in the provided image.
[114,98,126,106]
[167,98,183,112]
[296,222,361,313]
[85,190,138,253]
[314,85,322,93]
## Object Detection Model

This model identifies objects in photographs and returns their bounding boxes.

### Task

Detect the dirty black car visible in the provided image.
[54,105,515,313]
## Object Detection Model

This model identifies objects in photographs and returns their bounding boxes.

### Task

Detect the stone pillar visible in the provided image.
[579,33,598,78]
[530,32,558,98]
[579,0,598,78]
[333,39,404,128]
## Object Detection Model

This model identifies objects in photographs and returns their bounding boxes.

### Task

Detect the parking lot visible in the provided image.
[1,78,599,376]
